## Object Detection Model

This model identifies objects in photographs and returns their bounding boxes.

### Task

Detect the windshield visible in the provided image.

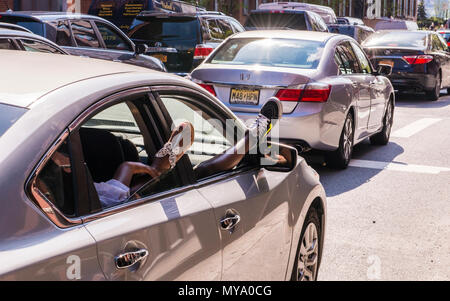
[208,38,324,69]
[129,17,198,41]
[244,12,307,30]
[0,103,27,138]
[363,32,427,48]
[0,17,44,36]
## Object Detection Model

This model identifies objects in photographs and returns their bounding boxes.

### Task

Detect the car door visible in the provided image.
[350,41,386,130]
[155,87,293,280]
[73,89,221,280]
[336,42,371,139]
[434,33,450,87]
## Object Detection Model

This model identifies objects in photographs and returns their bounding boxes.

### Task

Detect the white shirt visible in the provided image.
[94,179,130,208]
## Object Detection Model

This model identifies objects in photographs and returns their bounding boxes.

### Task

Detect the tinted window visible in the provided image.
[209,38,324,69]
[130,18,198,41]
[334,50,346,74]
[0,17,44,36]
[204,18,224,40]
[336,43,361,74]
[229,18,245,33]
[439,32,450,42]
[53,21,73,46]
[216,18,234,39]
[35,139,76,216]
[95,21,132,51]
[363,32,427,48]
[20,39,62,54]
[351,42,372,74]
[70,20,100,48]
[0,103,27,137]
[244,12,307,30]
[0,38,15,50]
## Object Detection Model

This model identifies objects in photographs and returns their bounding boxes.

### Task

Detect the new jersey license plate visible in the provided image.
[229,88,260,105]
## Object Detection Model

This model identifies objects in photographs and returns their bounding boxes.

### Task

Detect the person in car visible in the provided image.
[94,97,283,208]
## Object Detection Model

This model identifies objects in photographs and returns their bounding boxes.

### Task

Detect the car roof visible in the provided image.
[0,11,109,23]
[0,50,154,108]
[230,30,338,42]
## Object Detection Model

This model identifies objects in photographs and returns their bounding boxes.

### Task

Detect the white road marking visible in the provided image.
[349,159,450,174]
[391,118,441,138]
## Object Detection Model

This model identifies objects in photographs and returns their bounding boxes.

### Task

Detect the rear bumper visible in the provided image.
[389,72,436,92]
[235,103,341,152]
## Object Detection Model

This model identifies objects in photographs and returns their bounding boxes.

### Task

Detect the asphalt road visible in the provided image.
[315,91,450,281]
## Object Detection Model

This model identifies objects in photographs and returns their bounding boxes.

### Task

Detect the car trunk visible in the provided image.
[364,47,427,73]
[191,65,314,114]
[128,16,200,73]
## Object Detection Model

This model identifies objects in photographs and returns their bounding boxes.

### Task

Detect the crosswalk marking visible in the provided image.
[349,159,450,174]
[391,118,441,138]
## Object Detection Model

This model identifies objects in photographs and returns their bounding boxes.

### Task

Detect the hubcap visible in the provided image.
[342,117,353,160]
[297,223,319,281]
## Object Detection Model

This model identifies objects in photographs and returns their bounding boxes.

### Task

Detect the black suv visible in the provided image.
[244,9,329,32]
[128,10,244,75]
[0,11,166,72]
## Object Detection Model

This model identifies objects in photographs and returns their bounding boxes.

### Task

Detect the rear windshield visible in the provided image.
[0,103,27,138]
[363,32,427,48]
[208,38,323,69]
[0,16,44,36]
[129,17,198,41]
[244,12,307,30]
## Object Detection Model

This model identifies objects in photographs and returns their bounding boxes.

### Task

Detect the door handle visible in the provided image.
[220,215,241,231]
[115,248,149,269]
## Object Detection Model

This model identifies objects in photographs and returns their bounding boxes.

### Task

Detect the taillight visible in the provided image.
[447,42,450,47]
[402,55,433,64]
[275,83,331,102]
[194,44,214,60]
[198,83,216,96]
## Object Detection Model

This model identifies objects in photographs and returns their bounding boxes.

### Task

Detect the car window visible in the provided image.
[351,42,372,74]
[229,18,245,33]
[309,14,319,31]
[432,34,445,51]
[0,103,27,137]
[79,100,182,208]
[314,14,328,32]
[337,42,361,74]
[95,21,132,51]
[159,94,246,180]
[209,38,324,69]
[70,20,100,48]
[19,39,62,54]
[216,18,234,39]
[52,20,73,47]
[35,139,76,216]
[334,49,346,75]
[0,38,15,50]
[205,18,224,40]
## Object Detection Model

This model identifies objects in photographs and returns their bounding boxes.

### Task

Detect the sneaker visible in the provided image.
[248,97,283,140]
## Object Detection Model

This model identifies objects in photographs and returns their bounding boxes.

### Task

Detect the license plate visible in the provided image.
[378,59,394,67]
[151,54,167,63]
[229,88,260,105]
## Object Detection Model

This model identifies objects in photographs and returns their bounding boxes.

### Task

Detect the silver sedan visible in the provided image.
[190,30,395,168]
[0,50,326,280]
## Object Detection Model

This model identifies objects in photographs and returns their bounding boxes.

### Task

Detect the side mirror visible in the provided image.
[261,142,298,173]
[135,44,148,55]
[376,63,393,76]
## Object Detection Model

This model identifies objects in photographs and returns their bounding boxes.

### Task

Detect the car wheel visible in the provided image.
[447,87,450,95]
[325,113,354,169]
[370,99,394,145]
[426,72,441,101]
[291,208,321,281]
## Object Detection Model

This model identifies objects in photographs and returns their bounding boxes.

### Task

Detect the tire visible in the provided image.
[370,99,394,145]
[426,72,441,101]
[325,113,354,169]
[447,88,450,95]
[291,208,321,281]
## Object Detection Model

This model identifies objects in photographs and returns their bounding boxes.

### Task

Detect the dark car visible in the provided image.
[128,10,244,75]
[0,11,166,72]
[0,28,68,54]
[244,9,329,32]
[363,30,450,101]
[328,23,374,43]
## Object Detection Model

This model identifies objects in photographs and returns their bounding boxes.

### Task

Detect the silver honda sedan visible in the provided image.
[0,50,326,281]
[190,30,395,168]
